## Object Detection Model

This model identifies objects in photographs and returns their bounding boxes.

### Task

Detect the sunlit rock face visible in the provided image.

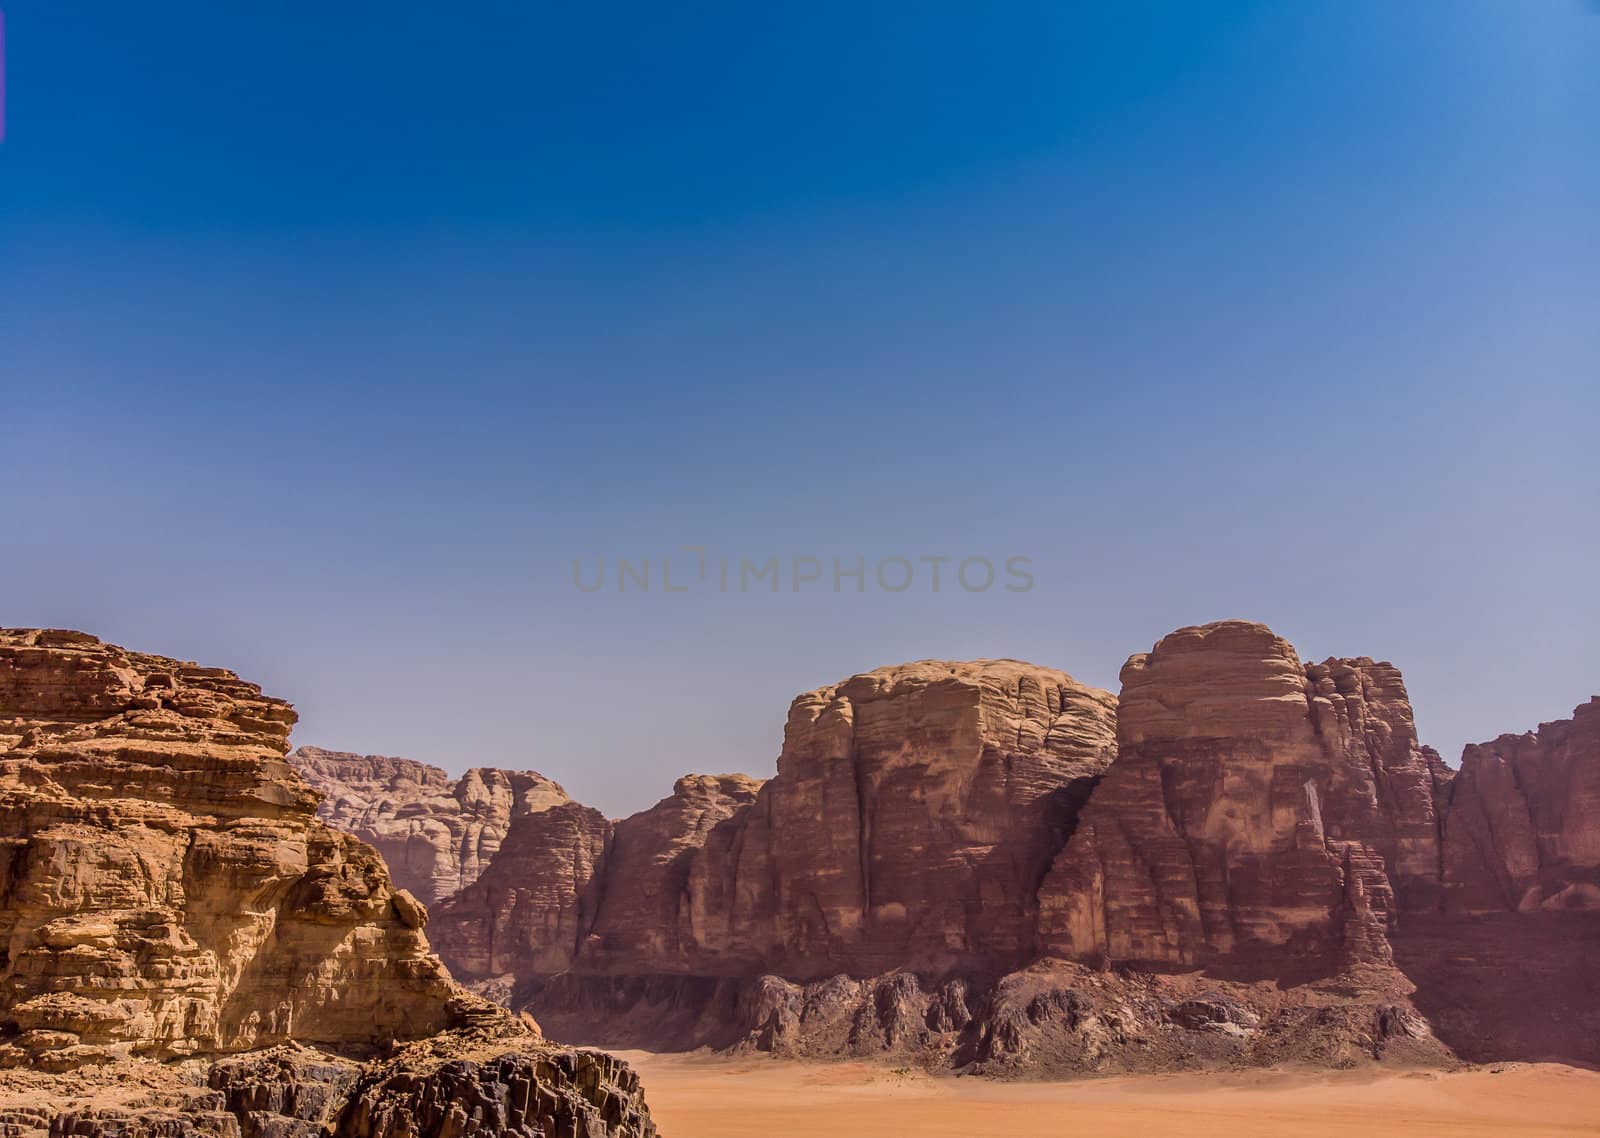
[289,747,569,906]
[1442,696,1600,914]
[0,629,467,1070]
[1036,621,1446,976]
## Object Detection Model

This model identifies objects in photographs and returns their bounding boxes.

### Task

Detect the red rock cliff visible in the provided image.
[1036,621,1444,976]
[1441,696,1600,914]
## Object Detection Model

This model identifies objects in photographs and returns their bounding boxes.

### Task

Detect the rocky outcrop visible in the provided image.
[524,960,1447,1075]
[287,748,569,907]
[431,802,613,979]
[1440,697,1600,914]
[337,1029,655,1138]
[0,628,659,1132]
[0,629,473,1068]
[1036,621,1445,977]
[276,618,1594,1073]
[0,1029,656,1138]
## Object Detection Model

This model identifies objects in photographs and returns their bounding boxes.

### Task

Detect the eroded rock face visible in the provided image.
[1441,697,1600,914]
[434,660,1118,989]
[1036,621,1445,976]
[337,1031,655,1138]
[524,961,1447,1075]
[431,802,613,979]
[0,630,466,1069]
[581,774,763,974]
[288,748,569,907]
[705,660,1119,977]
[0,1030,656,1138]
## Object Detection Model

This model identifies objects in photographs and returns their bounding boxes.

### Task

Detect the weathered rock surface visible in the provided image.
[436,660,1118,990]
[1036,621,1445,977]
[288,748,569,907]
[524,961,1447,1075]
[337,1029,655,1138]
[0,628,658,1135]
[0,630,469,1067]
[0,1029,656,1138]
[700,660,1119,978]
[431,802,613,979]
[1440,697,1600,914]
[581,774,763,974]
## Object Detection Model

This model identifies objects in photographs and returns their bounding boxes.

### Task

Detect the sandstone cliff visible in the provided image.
[1440,697,1600,914]
[583,773,762,973]
[432,801,613,979]
[289,623,1596,1073]
[700,660,1119,978]
[0,627,659,1134]
[288,747,569,906]
[434,659,1118,992]
[0,629,474,1069]
[1035,621,1446,977]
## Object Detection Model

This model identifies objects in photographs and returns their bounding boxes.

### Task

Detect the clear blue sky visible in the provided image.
[2,2,1596,815]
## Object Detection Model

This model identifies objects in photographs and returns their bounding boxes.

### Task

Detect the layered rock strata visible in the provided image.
[1036,621,1446,977]
[434,660,1119,990]
[301,621,1596,1072]
[0,632,507,1072]
[432,801,613,978]
[288,748,569,907]
[1440,697,1600,914]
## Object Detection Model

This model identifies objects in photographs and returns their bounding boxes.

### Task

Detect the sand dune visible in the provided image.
[618,1052,1600,1138]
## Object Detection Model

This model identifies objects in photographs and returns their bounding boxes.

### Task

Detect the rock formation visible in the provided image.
[0,629,474,1068]
[581,774,762,973]
[432,801,613,979]
[434,659,1119,996]
[0,627,659,1138]
[0,1028,656,1138]
[209,617,1594,1075]
[287,748,569,907]
[1035,621,1446,977]
[1440,696,1600,914]
[695,660,1119,978]
[416,625,1600,1070]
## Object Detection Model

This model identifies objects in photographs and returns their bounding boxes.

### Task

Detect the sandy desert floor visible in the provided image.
[618,1051,1600,1138]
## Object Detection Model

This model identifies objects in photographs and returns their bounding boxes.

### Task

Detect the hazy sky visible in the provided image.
[2,2,1596,816]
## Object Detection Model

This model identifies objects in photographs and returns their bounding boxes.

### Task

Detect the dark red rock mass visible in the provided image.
[1440,697,1600,914]
[686,660,1119,979]
[583,773,763,973]
[1035,621,1445,976]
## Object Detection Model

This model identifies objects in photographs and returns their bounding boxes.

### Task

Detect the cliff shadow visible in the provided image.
[1394,912,1600,1070]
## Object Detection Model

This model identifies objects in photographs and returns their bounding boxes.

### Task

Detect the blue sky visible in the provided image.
[2,2,1596,814]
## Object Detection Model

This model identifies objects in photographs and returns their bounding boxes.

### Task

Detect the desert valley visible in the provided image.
[0,619,1594,1135]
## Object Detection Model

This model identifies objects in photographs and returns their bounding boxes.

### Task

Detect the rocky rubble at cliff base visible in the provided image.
[517,962,1446,1075]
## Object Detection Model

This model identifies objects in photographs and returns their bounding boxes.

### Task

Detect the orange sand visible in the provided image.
[617,1052,1600,1138]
